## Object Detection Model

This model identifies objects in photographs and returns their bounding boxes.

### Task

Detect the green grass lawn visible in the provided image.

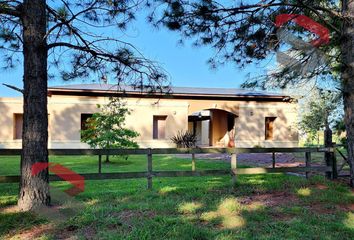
[0,155,353,240]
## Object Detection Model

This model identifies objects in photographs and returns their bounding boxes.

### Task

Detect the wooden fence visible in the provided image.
[0,147,336,189]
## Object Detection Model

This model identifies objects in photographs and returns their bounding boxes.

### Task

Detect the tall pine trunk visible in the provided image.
[342,0,354,187]
[17,0,50,210]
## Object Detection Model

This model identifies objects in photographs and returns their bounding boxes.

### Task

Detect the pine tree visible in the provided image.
[0,0,167,210]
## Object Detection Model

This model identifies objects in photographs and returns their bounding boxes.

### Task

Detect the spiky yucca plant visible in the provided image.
[171,131,197,148]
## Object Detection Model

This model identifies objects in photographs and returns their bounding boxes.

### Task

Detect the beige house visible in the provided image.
[0,84,298,149]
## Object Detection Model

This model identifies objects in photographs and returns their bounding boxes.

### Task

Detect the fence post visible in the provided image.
[98,155,102,174]
[305,152,311,179]
[147,148,153,189]
[332,147,338,179]
[272,152,276,168]
[324,128,336,179]
[192,153,196,171]
[231,151,237,188]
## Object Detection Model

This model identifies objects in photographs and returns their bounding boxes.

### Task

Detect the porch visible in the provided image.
[188,109,238,147]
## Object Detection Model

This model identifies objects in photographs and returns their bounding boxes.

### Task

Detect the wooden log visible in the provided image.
[147,148,153,190]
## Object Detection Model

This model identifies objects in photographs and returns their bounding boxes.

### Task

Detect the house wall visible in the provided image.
[0,95,298,149]
[235,103,298,147]
[47,95,189,148]
[0,98,23,148]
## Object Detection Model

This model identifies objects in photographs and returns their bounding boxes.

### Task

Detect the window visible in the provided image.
[13,114,23,140]
[81,114,93,138]
[13,114,51,140]
[265,117,276,140]
[153,116,167,139]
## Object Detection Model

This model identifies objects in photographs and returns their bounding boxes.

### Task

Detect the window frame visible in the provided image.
[153,115,168,140]
[80,113,94,139]
[13,113,23,140]
[265,117,276,141]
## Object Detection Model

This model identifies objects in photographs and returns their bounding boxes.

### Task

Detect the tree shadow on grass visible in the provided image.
[0,183,18,208]
[0,211,46,239]
[1,175,353,239]
[50,175,354,239]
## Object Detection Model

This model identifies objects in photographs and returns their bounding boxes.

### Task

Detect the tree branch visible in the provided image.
[46,5,92,49]
[0,3,21,17]
[47,42,109,58]
[211,1,342,19]
[44,1,99,40]
[2,83,23,94]
[47,41,157,78]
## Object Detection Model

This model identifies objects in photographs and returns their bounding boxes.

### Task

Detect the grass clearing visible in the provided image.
[0,155,353,239]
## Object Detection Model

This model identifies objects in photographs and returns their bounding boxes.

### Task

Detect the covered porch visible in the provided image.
[188,109,238,147]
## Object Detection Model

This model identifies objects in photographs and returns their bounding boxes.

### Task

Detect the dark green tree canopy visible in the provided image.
[0,0,169,90]
[150,0,342,89]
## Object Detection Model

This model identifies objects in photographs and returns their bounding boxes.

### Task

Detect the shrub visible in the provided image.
[171,131,197,148]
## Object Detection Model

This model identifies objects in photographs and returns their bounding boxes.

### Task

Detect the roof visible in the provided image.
[48,84,291,101]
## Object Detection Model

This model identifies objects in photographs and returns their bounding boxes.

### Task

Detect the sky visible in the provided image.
[0,9,273,97]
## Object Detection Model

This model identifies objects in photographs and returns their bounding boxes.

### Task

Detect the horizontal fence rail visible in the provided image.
[0,147,334,156]
[0,147,336,188]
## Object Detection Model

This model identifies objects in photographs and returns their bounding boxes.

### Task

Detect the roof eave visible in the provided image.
[47,88,292,101]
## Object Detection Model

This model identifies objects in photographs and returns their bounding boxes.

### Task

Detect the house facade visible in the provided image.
[0,84,299,149]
